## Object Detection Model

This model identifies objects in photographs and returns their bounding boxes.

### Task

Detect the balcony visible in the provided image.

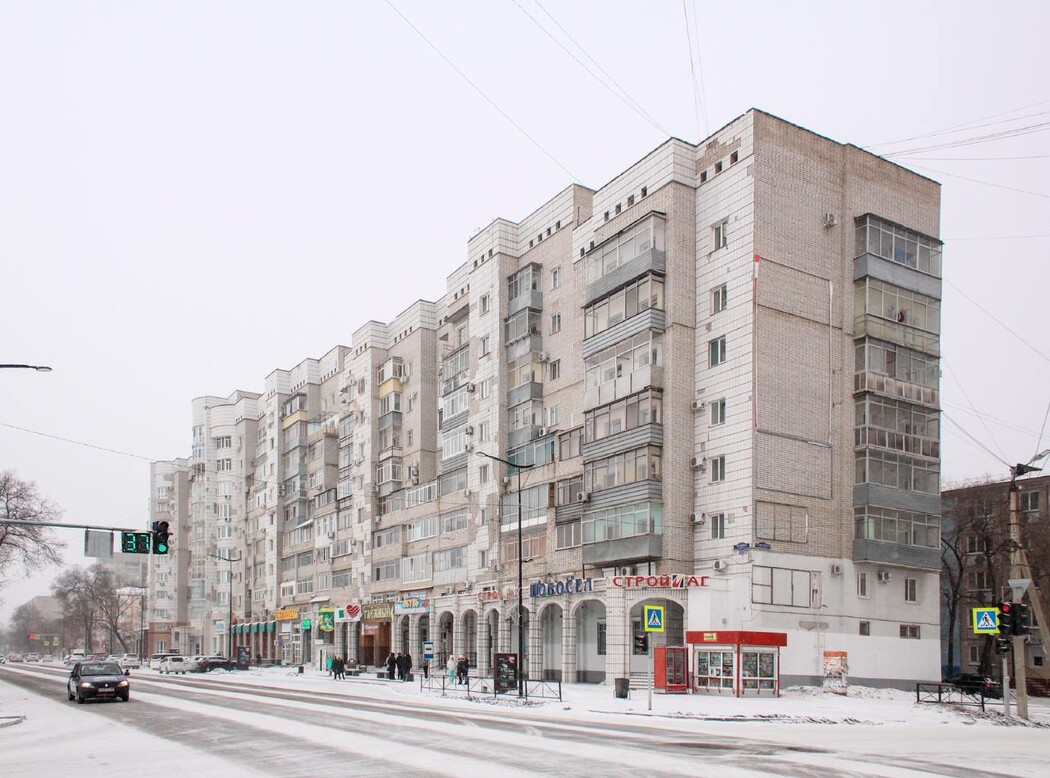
[507,380,543,408]
[583,366,663,411]
[585,249,665,308]
[378,410,402,430]
[582,534,662,567]
[508,289,543,316]
[854,315,939,357]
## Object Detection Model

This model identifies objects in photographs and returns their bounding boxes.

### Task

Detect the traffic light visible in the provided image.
[27,633,36,640]
[121,531,152,554]
[1013,603,1030,636]
[995,636,1011,656]
[152,521,170,555]
[998,602,1013,634]
[633,631,648,654]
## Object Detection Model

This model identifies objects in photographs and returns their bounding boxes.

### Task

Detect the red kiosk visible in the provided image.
[654,646,689,693]
[685,630,787,697]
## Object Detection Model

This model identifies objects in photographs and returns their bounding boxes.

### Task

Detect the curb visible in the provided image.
[0,715,27,728]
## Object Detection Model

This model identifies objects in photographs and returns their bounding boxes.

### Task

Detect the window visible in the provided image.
[855,214,942,277]
[752,565,816,608]
[581,502,661,544]
[550,359,561,380]
[859,621,870,636]
[714,161,723,174]
[904,578,918,603]
[441,509,468,533]
[584,273,664,338]
[585,217,663,285]
[583,446,662,492]
[709,336,726,367]
[480,294,490,314]
[710,455,726,483]
[596,622,607,656]
[214,436,232,449]
[712,284,727,314]
[551,313,562,333]
[478,421,490,442]
[710,513,726,540]
[967,644,980,665]
[854,505,940,547]
[730,151,739,164]
[900,624,920,639]
[217,459,233,472]
[547,405,558,427]
[479,464,489,484]
[402,554,430,583]
[1022,490,1040,515]
[558,428,583,460]
[551,267,561,288]
[433,546,467,572]
[967,570,990,590]
[556,521,581,549]
[481,336,491,356]
[857,572,868,598]
[713,220,728,250]
[710,398,726,426]
[584,389,662,444]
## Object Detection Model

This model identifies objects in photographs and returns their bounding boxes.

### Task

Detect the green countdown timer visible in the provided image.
[121,531,152,554]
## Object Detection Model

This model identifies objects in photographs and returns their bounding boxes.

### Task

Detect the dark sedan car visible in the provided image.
[67,661,131,703]
[948,673,1002,698]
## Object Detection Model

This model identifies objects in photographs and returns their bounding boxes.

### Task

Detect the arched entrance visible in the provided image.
[398,615,411,654]
[627,597,686,674]
[573,599,607,684]
[539,603,563,681]
[438,611,455,666]
[483,608,499,674]
[462,609,478,667]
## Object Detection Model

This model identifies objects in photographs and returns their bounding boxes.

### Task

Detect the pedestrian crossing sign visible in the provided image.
[972,607,999,635]
[643,605,665,633]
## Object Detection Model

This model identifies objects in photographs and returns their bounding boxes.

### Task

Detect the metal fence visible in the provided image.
[419,674,562,701]
[915,682,990,712]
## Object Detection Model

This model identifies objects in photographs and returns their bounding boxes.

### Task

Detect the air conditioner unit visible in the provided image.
[713,560,728,572]
[691,456,706,471]
[692,400,706,412]
[539,352,550,362]
[824,212,837,228]
[616,565,637,577]
[878,571,892,583]
[466,383,476,393]
[463,489,473,498]
[502,476,512,487]
[464,443,474,452]
[327,532,335,540]
[576,491,591,503]
[690,512,706,525]
[830,564,843,576]
[464,425,474,435]
[538,427,549,436]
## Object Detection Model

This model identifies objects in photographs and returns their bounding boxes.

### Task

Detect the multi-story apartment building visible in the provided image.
[147,457,190,655]
[942,475,1048,683]
[152,109,944,687]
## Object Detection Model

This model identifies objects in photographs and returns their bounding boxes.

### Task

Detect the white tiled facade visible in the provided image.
[151,110,942,687]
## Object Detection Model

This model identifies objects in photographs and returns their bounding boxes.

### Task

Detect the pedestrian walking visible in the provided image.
[255,652,262,667]
[333,655,345,680]
[456,655,469,685]
[395,652,405,681]
[326,653,333,677]
[386,652,397,681]
[403,652,413,682]
[446,653,456,684]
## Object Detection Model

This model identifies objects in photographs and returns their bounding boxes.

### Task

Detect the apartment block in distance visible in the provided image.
[152,109,943,689]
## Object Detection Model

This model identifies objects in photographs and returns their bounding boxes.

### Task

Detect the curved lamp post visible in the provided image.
[1,364,52,372]
[477,450,535,697]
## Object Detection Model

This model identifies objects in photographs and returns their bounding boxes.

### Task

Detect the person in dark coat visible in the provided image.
[386,652,397,680]
[396,652,406,680]
[402,652,413,682]
[456,655,469,685]
[333,655,345,680]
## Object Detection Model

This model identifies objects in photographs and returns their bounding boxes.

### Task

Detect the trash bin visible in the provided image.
[297,665,304,675]
[614,678,630,699]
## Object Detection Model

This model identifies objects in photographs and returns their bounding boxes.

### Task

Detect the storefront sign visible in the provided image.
[345,603,361,621]
[478,586,518,603]
[361,602,394,621]
[274,608,298,621]
[610,574,710,589]
[530,577,594,598]
[361,622,380,636]
[395,597,432,614]
[301,619,312,630]
[318,609,335,633]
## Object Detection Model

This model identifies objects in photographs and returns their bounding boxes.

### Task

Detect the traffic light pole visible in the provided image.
[1008,480,1029,720]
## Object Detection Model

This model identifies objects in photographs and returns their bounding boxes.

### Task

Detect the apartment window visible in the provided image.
[584,389,662,444]
[480,294,490,314]
[478,549,488,569]
[441,509,468,533]
[710,455,726,483]
[859,621,871,636]
[713,220,728,250]
[710,398,726,426]
[558,428,583,461]
[373,561,398,582]
[904,578,918,603]
[857,571,869,598]
[217,459,233,472]
[1022,490,1040,514]
[700,170,708,183]
[407,429,414,446]
[214,436,232,449]
[967,644,980,664]
[481,336,491,356]
[709,336,726,367]
[712,284,727,314]
[967,570,990,590]
[556,521,581,549]
[551,267,561,288]
[584,273,664,338]
[710,512,726,540]
[479,379,491,399]
[547,405,559,427]
[900,624,920,639]
[478,421,490,442]
[551,313,562,333]
[479,464,489,484]
[730,151,739,164]
[597,621,607,655]
[433,546,467,572]
[550,359,561,380]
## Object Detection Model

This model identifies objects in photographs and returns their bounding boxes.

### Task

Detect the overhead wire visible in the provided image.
[906,162,1050,201]
[681,0,704,141]
[942,413,1012,468]
[904,154,1050,161]
[865,97,1050,149]
[522,0,671,136]
[942,360,1008,464]
[382,0,578,181]
[688,0,709,137]
[944,278,1050,364]
[1035,400,1050,463]
[882,120,1050,158]
[941,400,1047,438]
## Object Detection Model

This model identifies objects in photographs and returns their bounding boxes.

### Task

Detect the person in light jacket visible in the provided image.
[446,653,457,684]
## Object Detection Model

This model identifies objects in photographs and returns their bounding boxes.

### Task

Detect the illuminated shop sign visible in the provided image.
[610,574,710,589]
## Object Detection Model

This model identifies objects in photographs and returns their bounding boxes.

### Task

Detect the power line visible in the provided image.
[904,154,1050,161]
[941,401,1047,438]
[942,413,1011,468]
[521,0,671,136]
[942,359,1008,464]
[383,0,578,182]
[944,278,1050,364]
[944,233,1050,241]
[688,0,709,137]
[907,163,1050,201]
[681,0,703,142]
[883,121,1050,158]
[865,98,1050,149]
[0,421,155,461]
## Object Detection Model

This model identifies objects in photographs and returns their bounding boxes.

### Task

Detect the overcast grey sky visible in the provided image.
[2,1,1048,623]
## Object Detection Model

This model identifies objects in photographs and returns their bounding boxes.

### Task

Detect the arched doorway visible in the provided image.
[539,603,563,681]
[573,599,607,684]
[462,609,478,667]
[483,608,499,674]
[438,611,455,666]
[627,597,686,674]
[398,615,411,654]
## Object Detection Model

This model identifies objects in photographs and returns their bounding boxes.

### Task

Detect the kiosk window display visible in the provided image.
[685,630,786,697]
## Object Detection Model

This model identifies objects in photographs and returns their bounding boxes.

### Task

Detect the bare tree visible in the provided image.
[51,564,136,654]
[0,471,65,594]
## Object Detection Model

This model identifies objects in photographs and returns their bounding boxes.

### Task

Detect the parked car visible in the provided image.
[158,655,189,675]
[67,661,130,703]
[25,652,40,662]
[948,674,1002,698]
[7,654,24,663]
[65,650,86,665]
[198,655,233,672]
[148,652,181,670]
[119,654,142,669]
[42,654,55,663]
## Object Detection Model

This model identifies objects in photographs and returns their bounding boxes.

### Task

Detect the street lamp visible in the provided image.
[0,364,52,372]
[209,552,242,659]
[477,450,535,697]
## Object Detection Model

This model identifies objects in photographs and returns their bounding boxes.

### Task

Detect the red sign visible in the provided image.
[611,574,710,589]
[685,630,787,647]
[345,604,361,620]
[361,623,380,636]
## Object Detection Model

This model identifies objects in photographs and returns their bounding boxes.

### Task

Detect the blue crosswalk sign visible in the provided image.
[643,605,665,632]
